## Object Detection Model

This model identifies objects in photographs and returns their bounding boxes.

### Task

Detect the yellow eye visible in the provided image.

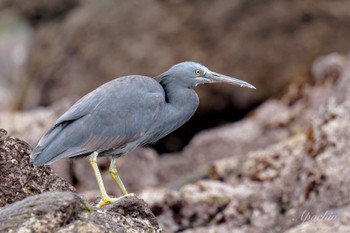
[195,69,201,75]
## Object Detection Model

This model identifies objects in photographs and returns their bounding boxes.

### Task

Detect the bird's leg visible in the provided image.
[89,152,123,208]
[109,157,134,197]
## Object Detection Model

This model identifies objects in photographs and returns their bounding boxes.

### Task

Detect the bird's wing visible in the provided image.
[31,88,101,162]
[32,76,165,165]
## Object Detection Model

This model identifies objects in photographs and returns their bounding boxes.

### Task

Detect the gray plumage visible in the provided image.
[32,61,255,166]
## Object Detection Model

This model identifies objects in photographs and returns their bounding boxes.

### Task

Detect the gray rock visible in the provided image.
[0,191,162,233]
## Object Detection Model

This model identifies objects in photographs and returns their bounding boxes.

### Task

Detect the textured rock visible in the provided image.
[0,192,162,233]
[139,53,350,232]
[2,51,350,232]
[0,191,84,233]
[0,128,74,207]
[0,130,162,232]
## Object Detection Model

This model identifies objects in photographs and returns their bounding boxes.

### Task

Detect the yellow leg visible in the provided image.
[109,157,134,197]
[89,152,129,208]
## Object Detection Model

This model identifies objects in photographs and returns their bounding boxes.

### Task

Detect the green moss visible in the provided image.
[82,205,92,213]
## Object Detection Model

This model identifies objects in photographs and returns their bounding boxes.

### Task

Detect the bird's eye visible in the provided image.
[195,69,201,75]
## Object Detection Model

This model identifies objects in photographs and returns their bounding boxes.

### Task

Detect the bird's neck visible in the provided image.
[160,81,199,129]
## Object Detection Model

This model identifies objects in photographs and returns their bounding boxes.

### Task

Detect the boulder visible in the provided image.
[0,192,161,233]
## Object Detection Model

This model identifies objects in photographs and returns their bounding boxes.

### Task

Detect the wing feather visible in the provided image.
[32,76,165,165]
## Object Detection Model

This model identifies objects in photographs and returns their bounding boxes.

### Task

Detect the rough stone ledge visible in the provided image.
[0,191,162,233]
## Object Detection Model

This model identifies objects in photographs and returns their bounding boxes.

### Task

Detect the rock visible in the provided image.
[0,191,162,233]
[0,128,74,207]
[157,54,345,186]
[311,52,347,83]
[0,129,162,232]
[0,98,75,146]
[104,195,160,229]
[2,52,350,232]
[0,191,84,233]
[139,53,350,232]
[11,0,79,26]
[118,148,160,192]
[0,99,163,196]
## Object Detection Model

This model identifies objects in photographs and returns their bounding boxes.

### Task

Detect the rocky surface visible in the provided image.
[0,129,162,232]
[0,98,162,196]
[2,47,350,232]
[0,192,161,233]
[0,128,74,207]
[137,53,350,233]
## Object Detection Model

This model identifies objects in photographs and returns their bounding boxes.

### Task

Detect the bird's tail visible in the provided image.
[31,123,68,165]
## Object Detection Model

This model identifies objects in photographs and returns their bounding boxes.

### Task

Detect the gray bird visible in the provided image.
[31,61,255,207]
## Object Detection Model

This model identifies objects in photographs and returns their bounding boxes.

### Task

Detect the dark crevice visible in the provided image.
[152,100,261,154]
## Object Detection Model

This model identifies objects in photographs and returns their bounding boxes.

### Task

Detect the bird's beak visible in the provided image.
[207,71,256,89]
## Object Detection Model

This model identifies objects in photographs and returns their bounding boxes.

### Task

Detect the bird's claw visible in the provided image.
[96,193,135,208]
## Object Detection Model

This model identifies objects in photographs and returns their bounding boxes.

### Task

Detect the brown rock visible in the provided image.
[0,128,74,207]
[18,0,350,126]
[11,0,78,26]
[104,195,159,229]
[0,191,84,233]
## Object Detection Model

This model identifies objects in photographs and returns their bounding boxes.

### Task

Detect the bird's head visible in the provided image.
[158,61,256,89]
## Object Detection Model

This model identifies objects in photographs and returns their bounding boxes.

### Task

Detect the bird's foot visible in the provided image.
[96,193,135,208]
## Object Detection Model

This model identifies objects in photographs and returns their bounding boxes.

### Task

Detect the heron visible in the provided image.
[31,61,255,207]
